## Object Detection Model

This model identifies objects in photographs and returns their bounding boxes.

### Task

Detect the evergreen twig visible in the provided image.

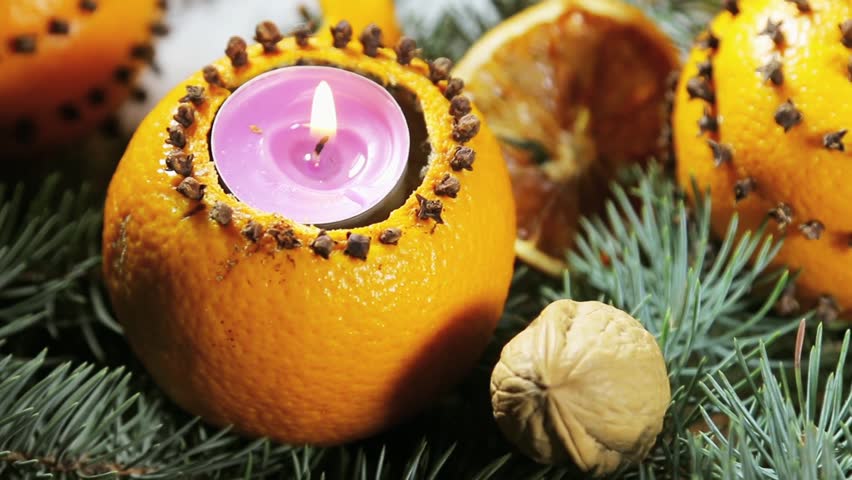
[0,178,116,359]
[692,325,852,478]
[0,352,302,479]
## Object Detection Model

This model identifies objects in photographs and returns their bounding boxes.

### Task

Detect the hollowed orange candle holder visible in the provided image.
[102,20,516,444]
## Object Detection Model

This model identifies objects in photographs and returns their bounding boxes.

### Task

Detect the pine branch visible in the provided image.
[692,325,852,478]
[0,352,306,479]
[0,354,526,480]
[0,177,119,359]
[0,352,509,479]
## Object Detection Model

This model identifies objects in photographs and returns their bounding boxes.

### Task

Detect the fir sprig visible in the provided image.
[0,352,304,479]
[0,349,477,480]
[692,325,852,478]
[3,0,850,478]
[0,177,117,359]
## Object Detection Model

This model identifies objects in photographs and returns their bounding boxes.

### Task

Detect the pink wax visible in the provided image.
[211,66,410,227]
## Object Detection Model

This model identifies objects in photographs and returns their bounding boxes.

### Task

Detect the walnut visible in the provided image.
[490,300,670,475]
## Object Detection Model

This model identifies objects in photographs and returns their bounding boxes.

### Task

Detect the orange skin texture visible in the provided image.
[0,0,162,154]
[674,0,852,313]
[102,36,516,444]
[318,0,403,46]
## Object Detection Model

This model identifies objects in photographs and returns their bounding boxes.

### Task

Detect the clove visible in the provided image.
[774,99,803,132]
[330,20,353,48]
[686,77,715,103]
[823,130,847,151]
[10,35,36,54]
[255,21,283,53]
[698,108,718,134]
[292,24,312,47]
[210,202,233,225]
[785,0,811,13]
[768,202,794,229]
[416,194,444,224]
[202,65,225,87]
[344,233,371,260]
[379,228,402,245]
[165,151,194,176]
[449,95,472,118]
[723,0,739,15]
[842,20,852,48]
[176,177,205,200]
[799,220,825,240]
[734,177,756,201]
[395,37,418,65]
[225,36,248,67]
[707,139,733,166]
[359,24,383,57]
[179,85,205,106]
[757,56,784,85]
[451,147,476,171]
[429,57,453,83]
[310,231,335,258]
[434,174,461,198]
[173,105,194,128]
[760,19,785,46]
[452,114,480,143]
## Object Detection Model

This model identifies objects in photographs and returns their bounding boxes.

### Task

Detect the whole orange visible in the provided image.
[674,0,852,314]
[0,0,164,154]
[102,25,516,444]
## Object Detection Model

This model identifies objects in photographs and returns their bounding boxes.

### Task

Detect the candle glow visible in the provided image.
[309,80,338,140]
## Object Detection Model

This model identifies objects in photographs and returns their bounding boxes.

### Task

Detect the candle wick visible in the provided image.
[314,136,330,156]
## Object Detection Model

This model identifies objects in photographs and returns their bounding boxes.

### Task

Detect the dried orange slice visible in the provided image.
[102,24,515,444]
[455,0,679,275]
[674,0,852,315]
[0,0,165,154]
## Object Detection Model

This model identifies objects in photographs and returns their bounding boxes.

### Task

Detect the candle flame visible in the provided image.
[309,80,337,139]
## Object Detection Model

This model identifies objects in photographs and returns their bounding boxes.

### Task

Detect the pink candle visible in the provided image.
[211,66,410,227]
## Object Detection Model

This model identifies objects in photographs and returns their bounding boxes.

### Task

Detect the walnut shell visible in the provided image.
[490,300,670,475]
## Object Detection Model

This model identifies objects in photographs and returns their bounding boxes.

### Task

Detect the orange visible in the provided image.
[102,23,516,444]
[318,0,402,47]
[674,0,852,315]
[0,0,164,154]
[454,0,679,275]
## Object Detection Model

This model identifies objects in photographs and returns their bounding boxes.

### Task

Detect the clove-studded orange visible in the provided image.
[454,0,679,276]
[102,23,516,444]
[0,0,165,154]
[674,0,852,317]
